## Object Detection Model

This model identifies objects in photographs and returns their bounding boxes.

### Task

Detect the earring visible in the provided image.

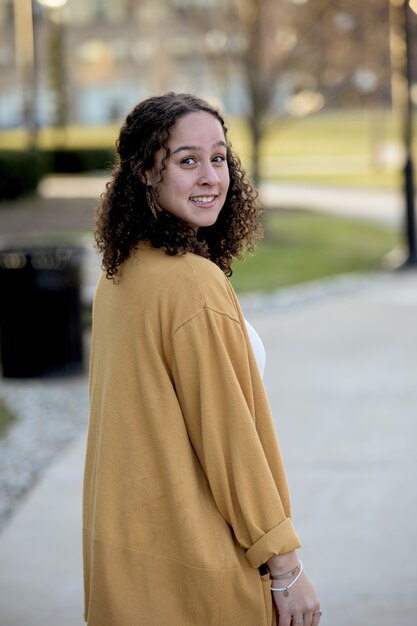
[146,187,157,220]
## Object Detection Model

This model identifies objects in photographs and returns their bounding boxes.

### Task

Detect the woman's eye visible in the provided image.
[212,155,226,164]
[180,157,196,165]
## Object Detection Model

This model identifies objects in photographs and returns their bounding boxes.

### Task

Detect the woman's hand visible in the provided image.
[267,552,321,626]
[272,569,321,626]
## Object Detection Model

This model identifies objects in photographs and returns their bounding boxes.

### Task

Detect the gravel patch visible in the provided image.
[0,375,88,532]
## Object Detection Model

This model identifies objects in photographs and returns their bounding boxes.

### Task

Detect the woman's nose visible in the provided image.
[198,163,220,186]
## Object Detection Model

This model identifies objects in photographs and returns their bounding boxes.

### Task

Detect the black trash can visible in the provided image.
[0,245,84,378]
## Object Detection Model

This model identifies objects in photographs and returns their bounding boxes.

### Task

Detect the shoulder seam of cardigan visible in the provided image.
[184,253,208,309]
[183,251,234,305]
[173,305,241,337]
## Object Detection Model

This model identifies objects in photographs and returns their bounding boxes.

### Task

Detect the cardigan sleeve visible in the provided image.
[170,306,301,568]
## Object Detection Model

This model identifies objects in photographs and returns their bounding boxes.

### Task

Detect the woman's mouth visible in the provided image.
[190,195,217,207]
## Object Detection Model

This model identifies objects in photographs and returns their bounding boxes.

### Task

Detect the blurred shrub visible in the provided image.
[42,148,116,173]
[0,150,45,201]
[0,148,115,201]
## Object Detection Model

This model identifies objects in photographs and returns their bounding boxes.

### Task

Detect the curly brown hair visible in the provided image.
[95,92,263,279]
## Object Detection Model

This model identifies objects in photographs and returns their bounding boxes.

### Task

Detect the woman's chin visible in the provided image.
[194,212,221,230]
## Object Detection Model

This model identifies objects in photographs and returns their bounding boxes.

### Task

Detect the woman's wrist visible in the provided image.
[266,550,300,576]
[270,560,303,595]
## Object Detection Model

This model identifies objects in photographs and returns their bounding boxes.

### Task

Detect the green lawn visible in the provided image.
[0,124,120,150]
[228,109,406,188]
[230,210,399,294]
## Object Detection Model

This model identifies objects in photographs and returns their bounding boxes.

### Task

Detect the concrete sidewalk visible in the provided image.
[0,436,86,626]
[0,269,416,625]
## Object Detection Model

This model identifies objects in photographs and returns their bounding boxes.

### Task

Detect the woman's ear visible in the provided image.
[140,168,157,188]
[139,171,148,186]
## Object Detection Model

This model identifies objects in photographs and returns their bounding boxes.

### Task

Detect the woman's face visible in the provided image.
[145,111,230,230]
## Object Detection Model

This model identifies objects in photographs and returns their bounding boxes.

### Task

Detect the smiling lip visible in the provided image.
[190,195,218,207]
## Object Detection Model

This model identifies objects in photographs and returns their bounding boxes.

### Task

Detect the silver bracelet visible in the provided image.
[270,560,303,597]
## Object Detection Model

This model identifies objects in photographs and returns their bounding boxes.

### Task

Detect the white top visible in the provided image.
[244,318,266,378]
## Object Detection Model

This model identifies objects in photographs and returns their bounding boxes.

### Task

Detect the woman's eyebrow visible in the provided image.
[171,140,227,155]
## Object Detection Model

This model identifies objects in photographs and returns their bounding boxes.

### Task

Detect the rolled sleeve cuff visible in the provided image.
[245,518,302,568]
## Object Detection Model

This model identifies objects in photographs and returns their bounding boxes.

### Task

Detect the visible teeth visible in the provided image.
[191,196,215,202]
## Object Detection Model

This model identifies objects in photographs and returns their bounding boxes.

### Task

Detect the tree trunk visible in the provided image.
[250,115,261,190]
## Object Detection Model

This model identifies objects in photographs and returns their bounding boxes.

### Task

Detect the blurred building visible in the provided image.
[0,0,244,128]
[0,0,401,130]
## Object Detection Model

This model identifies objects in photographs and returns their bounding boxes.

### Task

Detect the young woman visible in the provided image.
[83,92,321,626]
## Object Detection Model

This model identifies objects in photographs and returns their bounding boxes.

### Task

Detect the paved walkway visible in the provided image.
[261,181,403,228]
[0,268,416,625]
[38,174,404,228]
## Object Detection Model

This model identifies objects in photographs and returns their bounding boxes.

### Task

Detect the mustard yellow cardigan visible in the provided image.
[83,243,301,625]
